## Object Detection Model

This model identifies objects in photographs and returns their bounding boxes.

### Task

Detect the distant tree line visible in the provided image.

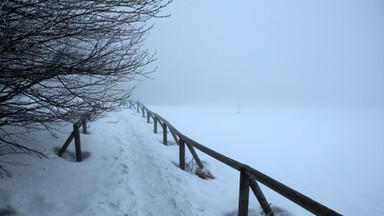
[0,0,170,176]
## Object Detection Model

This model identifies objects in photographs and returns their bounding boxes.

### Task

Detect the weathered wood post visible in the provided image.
[162,123,167,145]
[185,143,204,168]
[179,139,186,170]
[169,130,179,145]
[147,110,150,123]
[154,116,158,134]
[238,171,250,216]
[250,179,274,216]
[73,123,82,162]
[137,101,140,113]
[58,131,75,157]
[142,106,145,118]
[82,119,87,134]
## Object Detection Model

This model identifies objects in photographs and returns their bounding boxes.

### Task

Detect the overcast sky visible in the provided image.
[132,0,384,107]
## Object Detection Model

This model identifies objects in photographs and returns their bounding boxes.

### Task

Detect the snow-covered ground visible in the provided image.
[148,104,384,216]
[0,109,235,216]
[1,104,383,215]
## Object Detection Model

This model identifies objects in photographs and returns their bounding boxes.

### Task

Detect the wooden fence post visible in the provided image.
[185,143,204,168]
[169,129,179,145]
[238,171,250,216]
[162,123,167,145]
[154,116,158,134]
[58,131,75,157]
[250,179,274,216]
[82,119,87,134]
[147,110,150,123]
[179,139,186,170]
[137,102,140,113]
[73,124,82,162]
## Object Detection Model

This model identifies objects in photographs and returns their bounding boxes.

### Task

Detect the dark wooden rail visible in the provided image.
[128,100,342,216]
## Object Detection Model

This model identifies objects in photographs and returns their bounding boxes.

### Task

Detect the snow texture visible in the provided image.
[1,105,383,215]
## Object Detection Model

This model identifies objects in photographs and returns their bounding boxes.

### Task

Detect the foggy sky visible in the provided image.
[132,0,384,107]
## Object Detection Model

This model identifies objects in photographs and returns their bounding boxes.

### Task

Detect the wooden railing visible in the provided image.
[128,100,342,216]
[57,116,90,162]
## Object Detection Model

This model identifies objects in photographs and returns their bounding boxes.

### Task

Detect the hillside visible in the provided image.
[0,109,232,215]
[1,105,383,215]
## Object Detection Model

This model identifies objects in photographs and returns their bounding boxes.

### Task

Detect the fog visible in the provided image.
[133,0,384,107]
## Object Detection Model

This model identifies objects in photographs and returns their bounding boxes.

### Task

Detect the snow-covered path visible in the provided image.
[0,109,223,216]
[95,113,196,216]
[4,105,375,215]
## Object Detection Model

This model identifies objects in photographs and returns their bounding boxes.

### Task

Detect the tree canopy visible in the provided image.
[0,0,171,171]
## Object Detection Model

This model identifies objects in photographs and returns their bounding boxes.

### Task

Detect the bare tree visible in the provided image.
[0,0,171,175]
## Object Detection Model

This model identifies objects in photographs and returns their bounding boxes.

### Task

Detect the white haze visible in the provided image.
[133,0,384,107]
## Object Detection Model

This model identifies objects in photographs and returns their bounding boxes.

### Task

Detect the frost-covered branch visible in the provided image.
[0,0,171,167]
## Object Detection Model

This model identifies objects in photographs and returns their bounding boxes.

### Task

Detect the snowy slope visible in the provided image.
[1,104,383,215]
[148,104,384,216]
[0,109,241,216]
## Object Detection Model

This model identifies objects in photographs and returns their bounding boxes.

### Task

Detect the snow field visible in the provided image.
[1,104,383,215]
[0,109,241,215]
[149,104,384,216]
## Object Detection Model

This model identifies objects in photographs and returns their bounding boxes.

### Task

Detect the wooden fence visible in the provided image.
[128,100,342,216]
[57,116,89,162]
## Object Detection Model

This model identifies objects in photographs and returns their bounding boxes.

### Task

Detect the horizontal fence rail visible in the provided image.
[128,100,342,216]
